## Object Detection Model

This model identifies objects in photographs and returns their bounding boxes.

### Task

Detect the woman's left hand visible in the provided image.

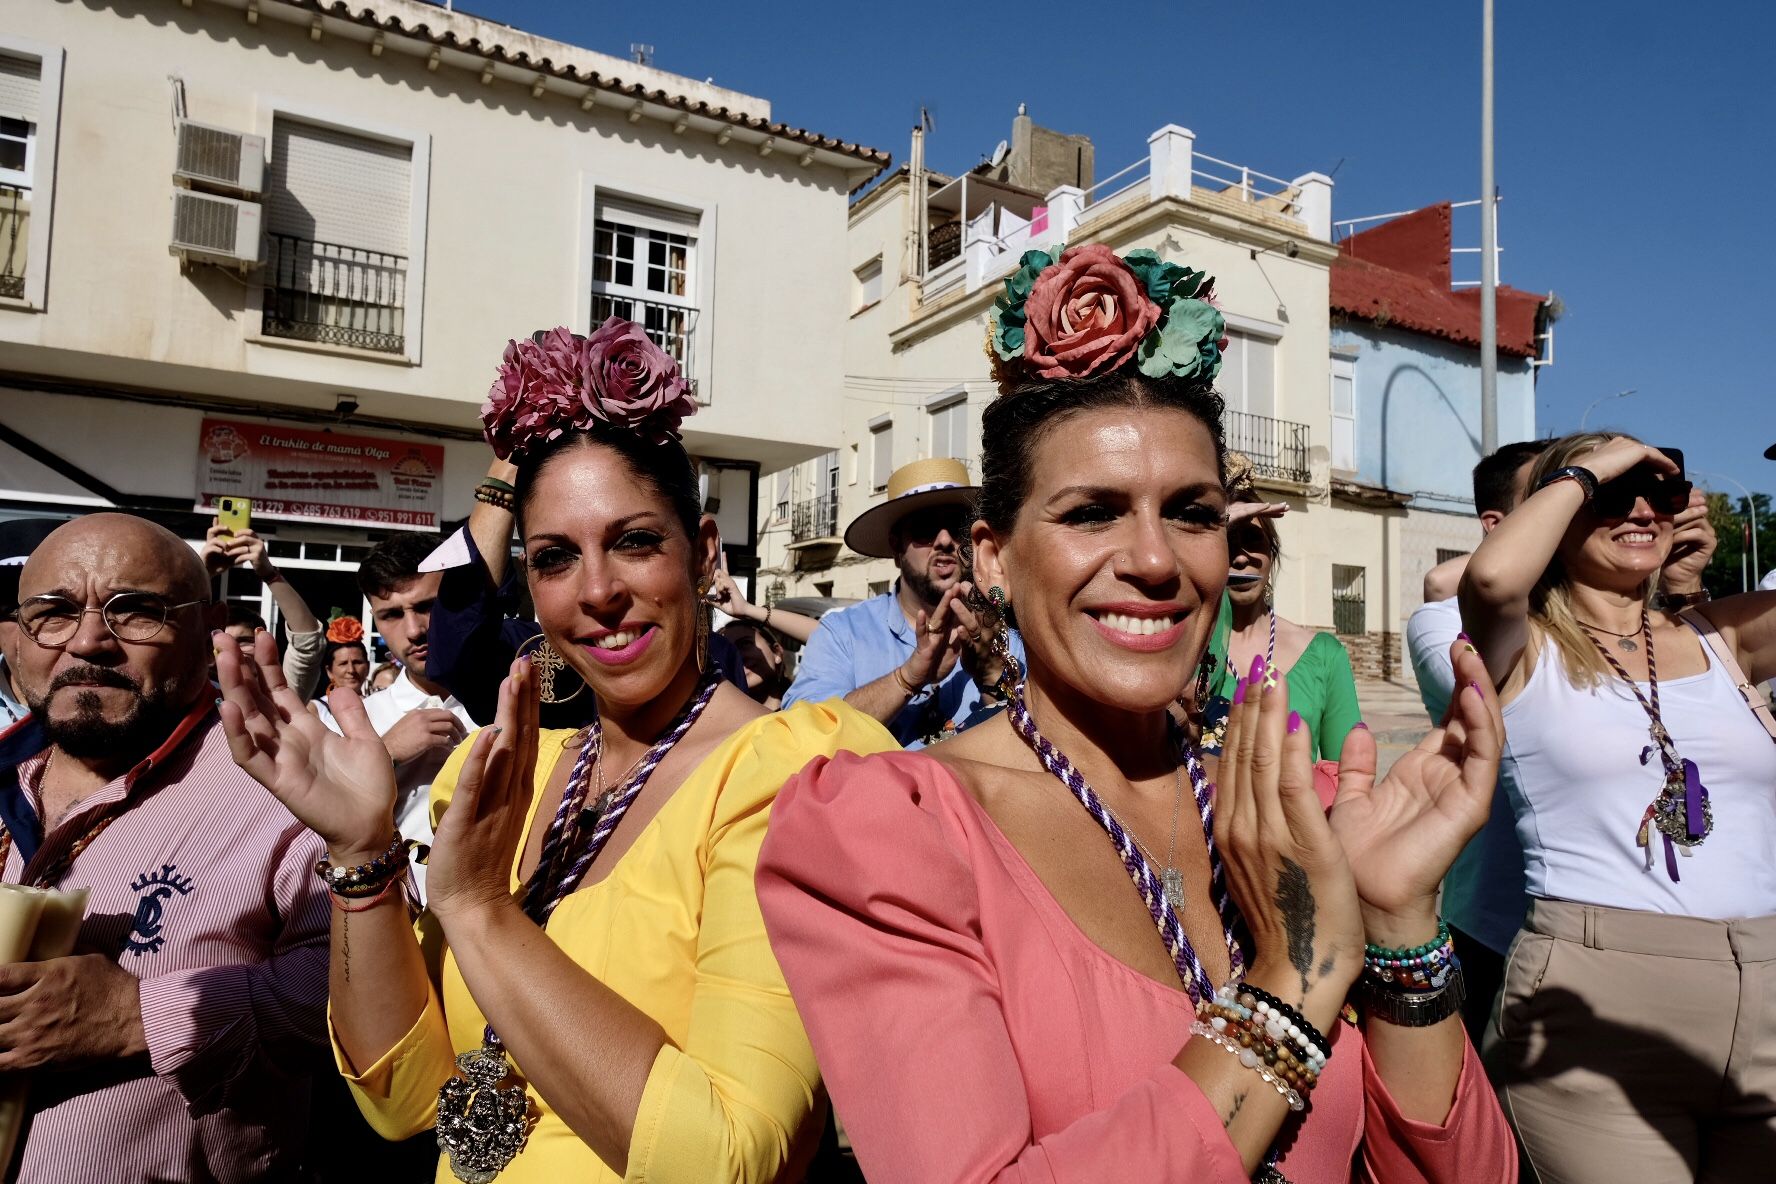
[426,654,539,924]
[1327,640,1504,945]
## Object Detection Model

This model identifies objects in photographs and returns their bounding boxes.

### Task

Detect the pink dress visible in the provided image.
[756,750,1516,1184]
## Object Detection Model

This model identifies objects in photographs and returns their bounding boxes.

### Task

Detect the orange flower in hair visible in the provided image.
[326,615,365,644]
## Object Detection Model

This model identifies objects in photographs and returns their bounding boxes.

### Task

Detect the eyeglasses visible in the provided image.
[1592,472,1692,519]
[13,593,211,646]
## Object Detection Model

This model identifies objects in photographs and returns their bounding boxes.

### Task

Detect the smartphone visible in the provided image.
[217,496,252,534]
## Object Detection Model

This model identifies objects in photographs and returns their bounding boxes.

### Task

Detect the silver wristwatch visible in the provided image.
[1359,965,1467,1028]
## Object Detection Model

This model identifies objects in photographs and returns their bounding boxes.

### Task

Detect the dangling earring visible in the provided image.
[1186,650,1218,715]
[984,587,1024,694]
[517,633,586,704]
[695,581,712,675]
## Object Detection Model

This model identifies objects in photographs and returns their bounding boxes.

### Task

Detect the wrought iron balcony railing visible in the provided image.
[1225,408,1311,485]
[791,494,840,544]
[0,183,27,300]
[263,233,407,354]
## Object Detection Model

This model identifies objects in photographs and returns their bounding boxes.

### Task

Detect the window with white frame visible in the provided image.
[853,256,883,313]
[1330,360,1356,474]
[0,52,42,301]
[870,420,894,492]
[928,394,969,468]
[264,116,414,354]
[592,197,699,369]
[0,55,38,189]
[1217,331,1278,418]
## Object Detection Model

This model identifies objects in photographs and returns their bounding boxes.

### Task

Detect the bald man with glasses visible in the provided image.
[0,513,329,1184]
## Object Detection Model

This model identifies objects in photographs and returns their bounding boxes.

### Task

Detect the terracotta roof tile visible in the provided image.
[1330,203,1544,358]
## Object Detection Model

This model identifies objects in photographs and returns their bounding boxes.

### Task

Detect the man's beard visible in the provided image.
[903,551,966,606]
[26,665,190,761]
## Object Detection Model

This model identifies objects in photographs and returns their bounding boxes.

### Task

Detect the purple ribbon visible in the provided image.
[1682,758,1706,841]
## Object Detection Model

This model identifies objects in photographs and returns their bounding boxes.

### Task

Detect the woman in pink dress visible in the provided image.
[756,245,1517,1183]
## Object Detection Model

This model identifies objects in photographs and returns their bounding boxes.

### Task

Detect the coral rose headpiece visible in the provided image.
[481,318,697,460]
[988,243,1228,390]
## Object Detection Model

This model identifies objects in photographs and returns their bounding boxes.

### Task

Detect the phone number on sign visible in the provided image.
[200,497,437,528]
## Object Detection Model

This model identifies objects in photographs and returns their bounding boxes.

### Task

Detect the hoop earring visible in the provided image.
[985,587,1024,694]
[517,633,587,704]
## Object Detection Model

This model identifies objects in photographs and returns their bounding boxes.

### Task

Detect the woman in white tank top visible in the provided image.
[1460,431,1776,1184]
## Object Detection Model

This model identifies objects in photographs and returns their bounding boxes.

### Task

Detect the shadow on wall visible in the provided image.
[1378,361,1474,493]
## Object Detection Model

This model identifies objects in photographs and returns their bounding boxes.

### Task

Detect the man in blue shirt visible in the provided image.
[783,458,1024,747]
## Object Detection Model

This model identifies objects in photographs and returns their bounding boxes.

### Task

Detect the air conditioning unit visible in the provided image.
[173,119,265,195]
[169,190,262,269]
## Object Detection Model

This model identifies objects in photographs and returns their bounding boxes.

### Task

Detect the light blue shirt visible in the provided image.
[1407,596,1528,955]
[782,585,1025,748]
[0,655,24,729]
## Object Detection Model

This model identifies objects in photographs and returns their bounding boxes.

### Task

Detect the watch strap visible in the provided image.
[1536,465,1599,502]
[1359,965,1467,1028]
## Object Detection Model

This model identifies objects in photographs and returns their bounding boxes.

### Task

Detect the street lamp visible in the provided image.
[1695,470,1759,590]
[1579,388,1636,430]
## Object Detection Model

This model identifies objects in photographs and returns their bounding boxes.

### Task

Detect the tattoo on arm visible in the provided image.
[1275,857,1317,996]
[1222,1091,1246,1128]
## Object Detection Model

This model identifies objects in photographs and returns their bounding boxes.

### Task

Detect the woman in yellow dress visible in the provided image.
[215,321,894,1183]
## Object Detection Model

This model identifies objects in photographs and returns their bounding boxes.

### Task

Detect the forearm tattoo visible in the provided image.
[1275,858,1316,995]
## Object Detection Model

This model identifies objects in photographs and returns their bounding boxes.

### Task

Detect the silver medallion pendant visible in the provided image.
[1162,867,1185,910]
[437,1041,532,1182]
[1617,638,1638,653]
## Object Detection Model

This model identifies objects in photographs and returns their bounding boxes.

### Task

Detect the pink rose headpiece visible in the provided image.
[988,243,1229,390]
[481,318,697,460]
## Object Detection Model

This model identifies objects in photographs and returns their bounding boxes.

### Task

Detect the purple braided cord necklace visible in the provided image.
[494,672,719,1047]
[1006,680,1244,1004]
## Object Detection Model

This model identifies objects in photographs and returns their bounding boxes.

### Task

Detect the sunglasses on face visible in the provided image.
[1592,470,1692,519]
[899,511,967,546]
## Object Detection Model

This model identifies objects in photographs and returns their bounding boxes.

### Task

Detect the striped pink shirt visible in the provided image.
[0,700,330,1183]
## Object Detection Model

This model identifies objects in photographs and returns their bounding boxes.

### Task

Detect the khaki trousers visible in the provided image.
[1486,899,1776,1183]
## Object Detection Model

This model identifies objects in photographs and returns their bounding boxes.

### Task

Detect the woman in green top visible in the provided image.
[1221,491,1361,761]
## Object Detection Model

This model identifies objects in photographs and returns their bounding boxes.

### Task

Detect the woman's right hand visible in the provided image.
[1214,654,1364,1023]
[1578,436,1681,485]
[216,629,400,864]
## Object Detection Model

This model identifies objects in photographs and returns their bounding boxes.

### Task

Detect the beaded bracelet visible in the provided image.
[1365,921,1457,991]
[1365,920,1452,964]
[1214,984,1330,1074]
[316,837,411,898]
[1191,1021,1306,1112]
[474,483,515,511]
[480,476,516,495]
[1198,998,1322,1091]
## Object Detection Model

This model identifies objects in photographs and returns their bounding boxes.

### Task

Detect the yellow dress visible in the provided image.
[331,701,897,1183]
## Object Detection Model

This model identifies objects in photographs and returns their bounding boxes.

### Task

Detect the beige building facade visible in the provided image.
[0,0,883,629]
[757,115,1411,674]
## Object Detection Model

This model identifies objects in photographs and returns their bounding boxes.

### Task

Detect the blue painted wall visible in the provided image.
[1332,324,1538,512]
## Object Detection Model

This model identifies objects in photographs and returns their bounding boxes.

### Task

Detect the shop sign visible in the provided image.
[195,418,445,530]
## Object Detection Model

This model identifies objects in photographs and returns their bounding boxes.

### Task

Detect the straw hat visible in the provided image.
[844,457,978,559]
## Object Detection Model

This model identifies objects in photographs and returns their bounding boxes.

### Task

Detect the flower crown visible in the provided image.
[481,318,697,460]
[989,243,1228,389]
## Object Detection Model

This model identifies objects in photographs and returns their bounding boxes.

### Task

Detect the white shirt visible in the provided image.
[1502,630,1776,918]
[356,671,477,900]
[1407,597,1529,954]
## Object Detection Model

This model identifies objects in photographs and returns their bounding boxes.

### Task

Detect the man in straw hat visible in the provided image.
[783,458,1024,746]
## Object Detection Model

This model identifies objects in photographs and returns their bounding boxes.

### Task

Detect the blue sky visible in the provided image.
[473,0,1775,496]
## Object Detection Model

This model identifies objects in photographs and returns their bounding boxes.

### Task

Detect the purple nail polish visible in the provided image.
[1469,680,1483,696]
[1354,721,1369,731]
[1248,654,1267,683]
[1287,711,1302,734]
[1457,631,1471,642]
[1233,677,1246,705]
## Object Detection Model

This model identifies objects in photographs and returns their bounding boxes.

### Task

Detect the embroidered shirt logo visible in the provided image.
[126,864,194,956]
